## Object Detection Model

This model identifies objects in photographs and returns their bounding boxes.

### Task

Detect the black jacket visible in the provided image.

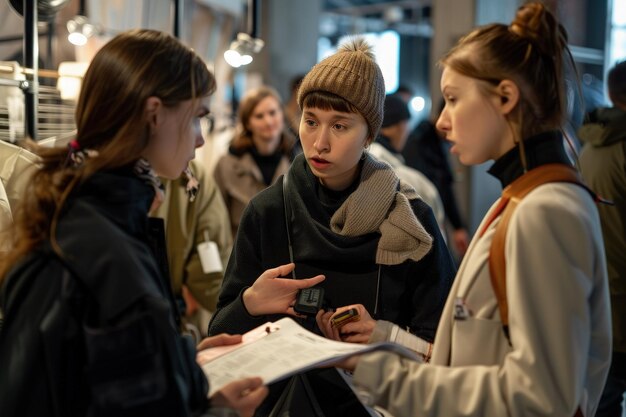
[402,120,466,230]
[0,169,208,417]
[209,155,455,340]
[209,155,455,416]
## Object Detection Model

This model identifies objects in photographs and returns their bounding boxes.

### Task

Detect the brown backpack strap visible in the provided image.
[486,164,585,340]
[485,163,589,417]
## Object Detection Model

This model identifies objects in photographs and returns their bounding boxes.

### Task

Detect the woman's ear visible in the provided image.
[145,96,163,129]
[496,80,520,115]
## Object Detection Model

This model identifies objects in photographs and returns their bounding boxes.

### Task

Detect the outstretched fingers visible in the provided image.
[262,262,296,279]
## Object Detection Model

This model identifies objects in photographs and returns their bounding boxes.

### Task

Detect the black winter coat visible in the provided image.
[209,155,455,340]
[209,155,455,416]
[0,170,208,417]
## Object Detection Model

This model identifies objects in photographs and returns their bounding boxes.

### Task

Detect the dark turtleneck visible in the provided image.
[314,163,361,215]
[488,131,572,189]
[250,146,283,186]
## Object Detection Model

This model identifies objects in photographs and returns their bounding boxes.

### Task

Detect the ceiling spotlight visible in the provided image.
[66,15,98,46]
[224,32,264,68]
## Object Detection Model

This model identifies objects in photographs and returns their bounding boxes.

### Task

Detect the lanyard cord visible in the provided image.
[282,174,296,279]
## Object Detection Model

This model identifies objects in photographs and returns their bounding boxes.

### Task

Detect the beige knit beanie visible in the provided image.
[297,38,386,139]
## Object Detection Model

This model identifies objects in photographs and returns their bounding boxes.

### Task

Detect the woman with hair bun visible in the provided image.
[340,3,611,417]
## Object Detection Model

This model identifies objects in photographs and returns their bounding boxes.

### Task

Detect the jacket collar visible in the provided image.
[70,168,155,237]
[488,131,571,189]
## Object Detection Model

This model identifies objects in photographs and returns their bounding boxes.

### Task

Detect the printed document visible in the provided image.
[198,317,420,397]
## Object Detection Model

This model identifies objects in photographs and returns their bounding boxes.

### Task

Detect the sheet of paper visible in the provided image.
[200,317,419,397]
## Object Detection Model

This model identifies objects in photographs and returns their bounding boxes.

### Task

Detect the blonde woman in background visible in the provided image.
[213,86,295,237]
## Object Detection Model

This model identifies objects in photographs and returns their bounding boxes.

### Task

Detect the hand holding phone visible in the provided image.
[316,304,375,343]
[330,308,360,329]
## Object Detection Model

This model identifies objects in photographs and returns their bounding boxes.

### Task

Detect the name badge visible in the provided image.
[197,240,223,274]
[454,298,471,320]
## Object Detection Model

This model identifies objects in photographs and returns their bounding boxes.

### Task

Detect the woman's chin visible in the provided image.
[154,167,183,180]
[457,153,485,167]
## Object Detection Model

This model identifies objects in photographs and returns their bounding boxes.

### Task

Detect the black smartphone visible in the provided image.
[294,287,324,316]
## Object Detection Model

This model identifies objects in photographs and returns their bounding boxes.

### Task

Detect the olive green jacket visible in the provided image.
[152,160,233,312]
[579,107,626,353]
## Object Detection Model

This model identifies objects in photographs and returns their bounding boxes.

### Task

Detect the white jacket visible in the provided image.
[353,181,611,417]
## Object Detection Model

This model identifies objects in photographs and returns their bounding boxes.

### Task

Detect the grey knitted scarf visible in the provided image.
[330,153,433,265]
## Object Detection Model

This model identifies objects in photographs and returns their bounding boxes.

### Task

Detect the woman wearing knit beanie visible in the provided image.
[209,38,456,416]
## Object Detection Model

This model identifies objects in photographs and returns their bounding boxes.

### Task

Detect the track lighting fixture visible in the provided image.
[224,33,264,68]
[66,15,98,46]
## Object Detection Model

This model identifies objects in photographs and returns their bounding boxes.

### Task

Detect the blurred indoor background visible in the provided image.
[0,0,623,235]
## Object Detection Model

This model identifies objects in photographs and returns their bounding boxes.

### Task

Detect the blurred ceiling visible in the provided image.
[322,0,433,38]
[325,0,431,15]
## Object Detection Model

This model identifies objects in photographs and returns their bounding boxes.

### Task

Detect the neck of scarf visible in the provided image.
[329,153,433,265]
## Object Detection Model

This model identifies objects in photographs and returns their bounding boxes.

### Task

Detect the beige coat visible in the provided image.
[353,182,611,417]
[0,141,38,253]
[213,152,291,237]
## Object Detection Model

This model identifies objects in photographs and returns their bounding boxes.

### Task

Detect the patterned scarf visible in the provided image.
[133,158,165,211]
[66,140,172,210]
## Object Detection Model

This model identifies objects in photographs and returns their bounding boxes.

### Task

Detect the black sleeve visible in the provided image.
[436,179,465,230]
[404,122,466,230]
[404,199,456,342]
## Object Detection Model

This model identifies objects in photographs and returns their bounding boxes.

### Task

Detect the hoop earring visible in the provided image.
[360,150,367,161]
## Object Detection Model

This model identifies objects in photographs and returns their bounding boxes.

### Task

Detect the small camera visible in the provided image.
[294,287,325,316]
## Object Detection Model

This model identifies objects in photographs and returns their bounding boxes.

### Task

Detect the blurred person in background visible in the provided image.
[369,94,446,234]
[213,86,295,237]
[402,99,470,259]
[284,74,305,151]
[578,59,626,417]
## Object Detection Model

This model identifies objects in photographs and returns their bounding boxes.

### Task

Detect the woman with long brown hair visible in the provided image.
[213,86,295,237]
[0,29,267,417]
